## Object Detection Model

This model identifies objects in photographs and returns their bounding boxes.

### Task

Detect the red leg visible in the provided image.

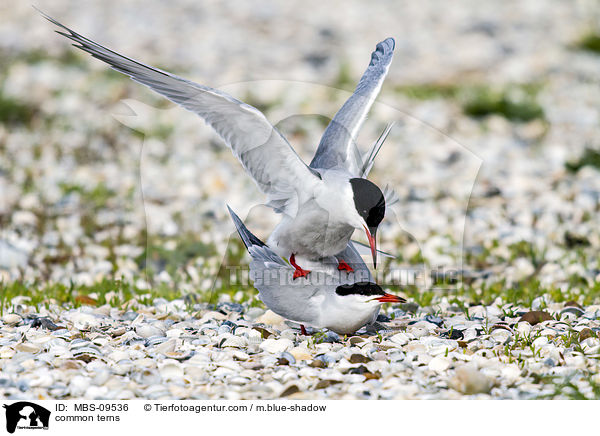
[300,325,308,336]
[337,259,354,272]
[290,254,311,279]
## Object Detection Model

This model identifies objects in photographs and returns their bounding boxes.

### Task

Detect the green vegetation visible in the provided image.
[138,236,216,277]
[0,278,181,315]
[0,91,37,126]
[461,85,544,122]
[334,61,355,90]
[395,82,545,122]
[565,148,600,172]
[0,275,262,315]
[575,31,600,54]
[536,374,600,400]
[395,83,460,100]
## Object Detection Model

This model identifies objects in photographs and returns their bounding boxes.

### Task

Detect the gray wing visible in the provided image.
[310,38,395,175]
[41,11,320,217]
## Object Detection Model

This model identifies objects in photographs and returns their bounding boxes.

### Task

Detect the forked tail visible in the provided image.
[226,206,266,251]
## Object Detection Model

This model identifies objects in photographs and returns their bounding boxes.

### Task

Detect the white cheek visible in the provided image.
[353,215,366,229]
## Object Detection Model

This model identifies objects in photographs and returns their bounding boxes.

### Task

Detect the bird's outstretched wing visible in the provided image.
[310,38,395,175]
[40,10,321,217]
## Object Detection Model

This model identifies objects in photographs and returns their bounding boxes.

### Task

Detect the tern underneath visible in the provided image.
[41,11,396,278]
[228,206,404,335]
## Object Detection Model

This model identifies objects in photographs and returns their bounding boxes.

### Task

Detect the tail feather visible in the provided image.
[227,206,288,269]
[226,205,266,250]
[360,122,394,177]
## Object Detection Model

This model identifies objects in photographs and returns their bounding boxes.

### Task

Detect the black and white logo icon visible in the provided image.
[2,402,51,434]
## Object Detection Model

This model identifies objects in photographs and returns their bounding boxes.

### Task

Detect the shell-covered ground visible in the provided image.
[1,1,600,399]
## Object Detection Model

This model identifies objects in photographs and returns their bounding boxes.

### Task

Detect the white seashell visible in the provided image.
[428,356,451,372]
[135,324,165,338]
[29,372,54,388]
[159,361,184,380]
[154,339,176,355]
[407,327,428,338]
[215,360,242,371]
[450,365,493,395]
[491,329,511,343]
[256,310,286,326]
[389,333,409,346]
[404,342,426,353]
[165,328,184,338]
[410,320,438,331]
[279,329,297,340]
[2,314,22,326]
[259,338,293,354]
[197,311,227,323]
[246,307,265,320]
[289,347,312,361]
[69,312,98,328]
[515,322,531,335]
[133,358,157,369]
[107,350,130,362]
[417,353,432,365]
[69,375,91,396]
[15,342,41,354]
[221,336,248,348]
[229,376,251,385]
[213,367,235,377]
[501,365,521,382]
[164,351,193,361]
[0,347,16,359]
[231,350,249,361]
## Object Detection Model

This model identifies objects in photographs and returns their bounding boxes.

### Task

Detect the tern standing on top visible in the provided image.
[41,10,395,279]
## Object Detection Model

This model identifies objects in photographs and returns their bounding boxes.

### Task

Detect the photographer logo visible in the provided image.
[2,402,50,433]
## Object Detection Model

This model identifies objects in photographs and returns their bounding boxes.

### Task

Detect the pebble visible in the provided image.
[579,328,594,341]
[519,311,553,325]
[349,353,371,364]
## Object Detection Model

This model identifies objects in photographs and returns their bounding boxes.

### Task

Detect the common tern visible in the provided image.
[41,11,395,278]
[228,206,405,335]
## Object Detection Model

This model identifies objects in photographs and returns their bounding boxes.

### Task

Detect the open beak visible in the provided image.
[363,225,378,268]
[374,293,406,304]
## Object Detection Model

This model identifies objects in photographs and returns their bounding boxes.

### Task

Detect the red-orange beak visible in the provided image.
[363,225,378,268]
[375,293,406,303]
